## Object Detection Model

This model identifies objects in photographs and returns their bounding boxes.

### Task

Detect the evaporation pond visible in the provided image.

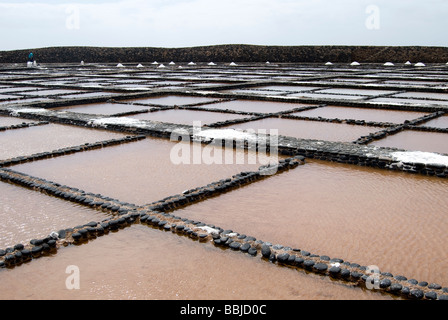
[126,95,219,106]
[204,100,309,113]
[420,115,448,129]
[52,102,152,115]
[292,106,428,124]
[128,109,250,125]
[0,123,126,160]
[0,181,111,248]
[227,117,381,142]
[0,116,35,127]
[0,224,391,300]
[370,130,448,154]
[175,160,448,285]
[14,138,276,206]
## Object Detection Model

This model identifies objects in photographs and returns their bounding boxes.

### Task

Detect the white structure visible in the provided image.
[208,62,216,66]
[169,61,176,65]
[157,64,166,68]
[80,61,85,66]
[266,61,270,64]
[151,61,158,65]
[136,64,144,68]
[415,62,426,67]
[350,61,360,66]
[325,62,333,66]
[384,62,394,66]
[188,62,196,65]
[405,61,412,65]
[116,63,124,68]
[229,62,238,66]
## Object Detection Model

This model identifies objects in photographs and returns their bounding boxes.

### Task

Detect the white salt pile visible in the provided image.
[415,62,426,67]
[136,64,144,68]
[325,62,333,66]
[229,62,237,66]
[208,62,216,66]
[350,62,360,66]
[405,61,412,65]
[391,151,448,166]
[188,62,196,65]
[151,61,158,65]
[158,64,166,68]
[169,61,176,65]
[384,62,394,66]
[116,63,124,68]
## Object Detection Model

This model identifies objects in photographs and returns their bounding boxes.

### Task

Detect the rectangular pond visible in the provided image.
[227,117,381,142]
[291,106,428,124]
[0,181,111,249]
[14,138,278,206]
[0,123,127,160]
[174,159,448,285]
[370,130,448,155]
[128,109,251,126]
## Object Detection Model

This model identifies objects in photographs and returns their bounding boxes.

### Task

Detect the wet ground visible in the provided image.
[0,61,447,301]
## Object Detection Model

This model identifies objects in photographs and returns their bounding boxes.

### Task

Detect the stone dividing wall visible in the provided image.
[0,159,447,301]
[2,102,447,179]
[2,45,448,63]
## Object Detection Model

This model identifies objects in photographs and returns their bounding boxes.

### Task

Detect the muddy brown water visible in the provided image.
[317,88,397,96]
[421,115,448,129]
[126,95,219,106]
[0,181,112,249]
[227,117,381,142]
[175,160,448,286]
[285,92,366,100]
[292,106,428,124]
[0,115,35,127]
[0,224,392,300]
[128,109,250,126]
[370,130,448,155]
[14,138,279,206]
[371,97,448,106]
[52,102,152,115]
[203,100,311,114]
[0,123,127,160]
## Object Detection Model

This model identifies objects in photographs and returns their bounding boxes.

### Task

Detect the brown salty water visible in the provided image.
[370,130,448,155]
[52,102,152,115]
[204,100,312,114]
[129,109,250,126]
[0,115,35,127]
[0,123,126,160]
[15,138,278,206]
[0,224,392,300]
[227,117,381,142]
[175,160,448,286]
[0,181,111,248]
[126,95,219,106]
[292,106,428,124]
[421,115,448,129]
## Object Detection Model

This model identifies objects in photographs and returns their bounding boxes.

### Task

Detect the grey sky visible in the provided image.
[0,0,447,51]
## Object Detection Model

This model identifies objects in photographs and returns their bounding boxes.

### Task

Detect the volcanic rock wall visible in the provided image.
[1,45,448,64]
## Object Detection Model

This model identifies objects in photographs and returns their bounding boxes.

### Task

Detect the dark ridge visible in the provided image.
[1,45,448,64]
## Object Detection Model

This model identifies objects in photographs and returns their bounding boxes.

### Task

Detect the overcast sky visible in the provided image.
[0,0,447,51]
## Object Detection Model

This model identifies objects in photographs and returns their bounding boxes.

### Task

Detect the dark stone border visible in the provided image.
[0,120,49,132]
[0,134,146,168]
